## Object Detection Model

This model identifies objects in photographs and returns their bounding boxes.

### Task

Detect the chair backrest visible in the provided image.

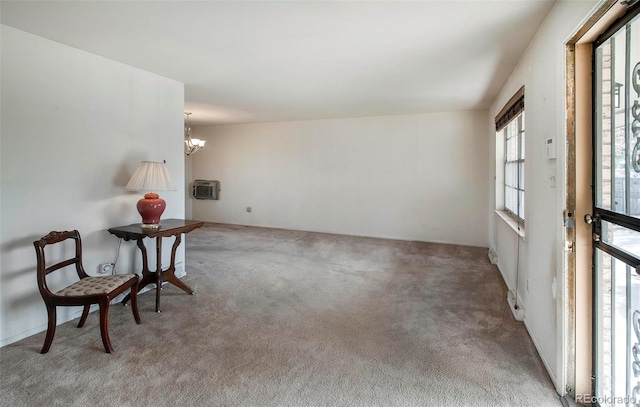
[33,230,88,298]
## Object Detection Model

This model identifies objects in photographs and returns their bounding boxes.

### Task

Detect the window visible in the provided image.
[496,87,525,223]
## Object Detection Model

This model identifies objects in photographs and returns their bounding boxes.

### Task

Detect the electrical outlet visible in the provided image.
[98,262,115,274]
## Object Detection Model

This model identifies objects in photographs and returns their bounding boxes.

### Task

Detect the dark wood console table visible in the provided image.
[108,219,204,312]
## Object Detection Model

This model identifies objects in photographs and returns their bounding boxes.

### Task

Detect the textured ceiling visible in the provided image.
[1,0,556,124]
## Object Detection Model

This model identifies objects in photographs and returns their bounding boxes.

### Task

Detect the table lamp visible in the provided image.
[125,161,176,229]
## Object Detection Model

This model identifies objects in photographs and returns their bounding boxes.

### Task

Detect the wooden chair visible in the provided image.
[34,230,141,353]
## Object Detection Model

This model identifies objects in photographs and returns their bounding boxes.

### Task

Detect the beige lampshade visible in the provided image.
[125,161,176,192]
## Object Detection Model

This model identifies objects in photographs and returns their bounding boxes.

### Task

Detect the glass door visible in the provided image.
[592,7,640,407]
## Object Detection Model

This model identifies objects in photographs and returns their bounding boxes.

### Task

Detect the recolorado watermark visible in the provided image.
[575,394,638,405]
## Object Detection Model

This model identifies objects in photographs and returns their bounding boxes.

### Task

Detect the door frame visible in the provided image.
[564,0,625,400]
[565,0,637,401]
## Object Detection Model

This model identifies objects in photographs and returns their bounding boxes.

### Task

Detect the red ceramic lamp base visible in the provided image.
[137,192,166,228]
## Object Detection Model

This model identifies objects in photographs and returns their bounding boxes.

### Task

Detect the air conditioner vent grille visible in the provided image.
[193,180,220,200]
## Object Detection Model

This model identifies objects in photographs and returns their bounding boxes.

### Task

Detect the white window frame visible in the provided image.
[502,111,525,224]
[495,87,525,230]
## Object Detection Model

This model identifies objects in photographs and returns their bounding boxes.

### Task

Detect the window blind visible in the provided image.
[495,86,525,131]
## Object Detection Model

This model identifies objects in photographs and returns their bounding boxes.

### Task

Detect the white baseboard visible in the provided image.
[0,305,95,347]
[0,267,190,348]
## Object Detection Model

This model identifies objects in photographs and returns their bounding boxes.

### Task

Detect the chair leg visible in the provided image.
[98,299,113,354]
[129,284,141,325]
[40,306,56,354]
[78,304,90,328]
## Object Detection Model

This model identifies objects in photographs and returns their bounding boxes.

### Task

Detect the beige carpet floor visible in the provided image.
[0,223,560,406]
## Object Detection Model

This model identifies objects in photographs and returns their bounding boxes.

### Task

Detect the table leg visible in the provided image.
[155,236,163,313]
[120,232,194,311]
[121,238,154,305]
[162,234,195,295]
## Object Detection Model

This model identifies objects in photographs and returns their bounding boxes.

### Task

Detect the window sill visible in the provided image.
[495,210,525,240]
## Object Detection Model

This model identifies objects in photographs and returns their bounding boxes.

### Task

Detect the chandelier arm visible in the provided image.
[184,112,204,156]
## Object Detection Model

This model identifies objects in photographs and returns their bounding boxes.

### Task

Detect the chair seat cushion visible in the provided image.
[56,274,137,297]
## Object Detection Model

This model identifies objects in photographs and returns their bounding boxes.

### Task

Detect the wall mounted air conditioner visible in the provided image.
[192,180,220,200]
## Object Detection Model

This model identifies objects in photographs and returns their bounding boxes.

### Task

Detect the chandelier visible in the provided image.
[184,112,205,156]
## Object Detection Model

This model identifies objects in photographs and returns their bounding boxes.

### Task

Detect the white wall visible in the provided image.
[0,26,185,346]
[185,157,193,220]
[190,110,490,247]
[488,0,600,392]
